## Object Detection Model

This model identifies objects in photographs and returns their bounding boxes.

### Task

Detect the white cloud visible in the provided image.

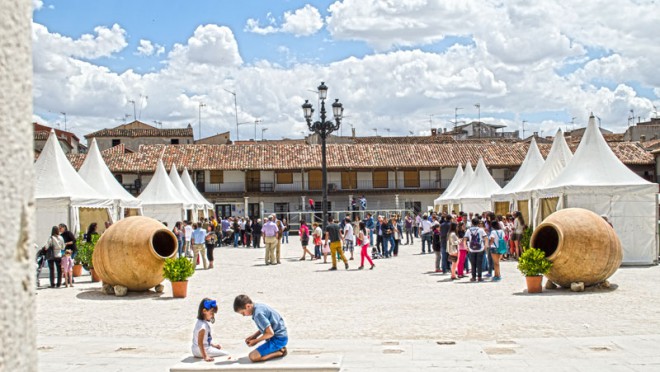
[136,39,165,56]
[32,23,127,60]
[32,0,43,11]
[245,4,323,37]
[168,24,242,68]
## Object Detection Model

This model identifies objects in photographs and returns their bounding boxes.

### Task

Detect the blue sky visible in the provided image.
[32,0,660,140]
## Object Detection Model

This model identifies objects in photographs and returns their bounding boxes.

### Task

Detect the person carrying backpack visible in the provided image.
[488,220,507,281]
[465,217,487,282]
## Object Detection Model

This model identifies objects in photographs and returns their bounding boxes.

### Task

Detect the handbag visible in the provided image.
[322,242,331,254]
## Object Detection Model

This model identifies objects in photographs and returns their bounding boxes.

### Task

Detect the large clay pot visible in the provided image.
[93,216,177,291]
[531,208,622,288]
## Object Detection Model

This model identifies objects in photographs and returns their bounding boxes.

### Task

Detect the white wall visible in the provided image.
[0,0,36,369]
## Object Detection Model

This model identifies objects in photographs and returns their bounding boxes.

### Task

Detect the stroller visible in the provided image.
[36,244,47,287]
[372,242,384,260]
[221,229,234,246]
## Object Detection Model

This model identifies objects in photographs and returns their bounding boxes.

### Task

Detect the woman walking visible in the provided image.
[392,215,402,257]
[512,211,525,259]
[298,220,315,260]
[205,225,218,269]
[44,226,64,288]
[447,222,459,280]
[282,218,289,244]
[456,222,468,278]
[488,220,506,281]
[173,222,185,257]
[357,222,374,270]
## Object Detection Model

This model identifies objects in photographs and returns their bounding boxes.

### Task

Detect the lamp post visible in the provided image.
[302,82,343,232]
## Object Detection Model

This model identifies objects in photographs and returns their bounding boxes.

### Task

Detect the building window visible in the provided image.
[308,170,322,190]
[111,139,121,147]
[171,139,179,145]
[210,170,223,184]
[403,170,420,188]
[373,171,388,188]
[276,172,293,184]
[341,171,357,189]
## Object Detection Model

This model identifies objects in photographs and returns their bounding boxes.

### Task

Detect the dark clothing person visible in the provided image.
[48,258,62,288]
[325,223,341,243]
[252,221,262,248]
[440,220,451,273]
[60,230,77,256]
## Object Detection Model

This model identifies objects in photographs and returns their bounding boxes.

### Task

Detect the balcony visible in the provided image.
[204,179,444,194]
[205,183,245,193]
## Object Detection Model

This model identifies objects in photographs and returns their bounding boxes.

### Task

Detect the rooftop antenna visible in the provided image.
[372,128,378,136]
[408,130,414,136]
[628,109,635,126]
[385,128,391,136]
[454,107,463,131]
[138,94,148,119]
[153,120,162,129]
[595,116,602,127]
[223,88,239,141]
[570,116,576,131]
[261,127,268,141]
[522,120,528,139]
[198,102,207,140]
[653,105,658,119]
[128,100,136,121]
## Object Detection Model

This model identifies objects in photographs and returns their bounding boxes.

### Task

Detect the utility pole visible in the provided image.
[475,103,481,138]
[261,127,268,141]
[198,102,206,139]
[454,107,462,132]
[60,112,67,131]
[128,100,136,121]
[223,89,239,141]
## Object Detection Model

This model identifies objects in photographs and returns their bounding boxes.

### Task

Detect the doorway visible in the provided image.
[274,202,290,222]
[248,203,260,219]
[216,204,232,218]
[246,171,261,192]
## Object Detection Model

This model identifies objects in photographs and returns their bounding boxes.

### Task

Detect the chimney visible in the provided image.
[431,128,437,136]
[352,128,356,138]
[443,128,447,133]
[533,132,538,137]
[640,134,646,142]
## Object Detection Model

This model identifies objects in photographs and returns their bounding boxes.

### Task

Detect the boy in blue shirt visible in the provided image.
[234,294,288,362]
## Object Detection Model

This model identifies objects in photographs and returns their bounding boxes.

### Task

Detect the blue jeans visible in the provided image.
[382,236,393,257]
[421,233,432,253]
[177,239,184,257]
[486,248,493,275]
[233,233,240,247]
[440,238,450,272]
[282,231,289,243]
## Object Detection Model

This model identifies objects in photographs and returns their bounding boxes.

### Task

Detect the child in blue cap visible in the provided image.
[192,298,228,361]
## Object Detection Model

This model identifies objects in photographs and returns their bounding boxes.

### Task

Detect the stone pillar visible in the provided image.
[0,0,36,370]
[348,194,353,213]
[395,194,400,210]
[244,196,249,218]
[260,201,265,221]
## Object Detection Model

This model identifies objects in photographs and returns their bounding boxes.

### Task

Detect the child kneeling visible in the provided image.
[192,298,228,361]
[234,294,288,362]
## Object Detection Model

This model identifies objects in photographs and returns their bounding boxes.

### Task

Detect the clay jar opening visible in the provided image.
[151,230,177,258]
[532,225,559,258]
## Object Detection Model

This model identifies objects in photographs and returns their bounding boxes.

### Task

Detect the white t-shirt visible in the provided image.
[192,319,211,351]
[489,230,504,249]
[343,223,354,241]
[466,227,487,252]
[421,220,433,234]
[314,226,323,239]
[514,218,524,234]
[184,225,193,241]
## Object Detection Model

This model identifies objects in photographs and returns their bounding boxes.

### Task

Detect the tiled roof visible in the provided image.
[85,128,194,138]
[34,123,80,143]
[64,140,654,173]
[103,143,132,155]
[352,135,456,144]
[640,139,660,151]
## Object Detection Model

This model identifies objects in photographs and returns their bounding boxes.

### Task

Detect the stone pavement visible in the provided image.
[36,240,660,371]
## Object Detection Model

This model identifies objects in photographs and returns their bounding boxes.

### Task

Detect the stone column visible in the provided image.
[0,0,36,370]
[244,196,249,218]
[395,194,400,210]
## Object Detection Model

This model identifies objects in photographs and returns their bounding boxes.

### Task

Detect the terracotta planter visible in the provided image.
[171,281,188,298]
[93,216,177,291]
[72,264,83,277]
[531,208,622,288]
[90,268,100,283]
[526,275,543,293]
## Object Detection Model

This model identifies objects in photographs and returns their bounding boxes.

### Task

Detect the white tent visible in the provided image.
[138,159,188,227]
[181,167,214,218]
[78,138,142,221]
[34,130,114,246]
[537,115,658,264]
[491,138,545,215]
[434,164,463,211]
[514,129,573,226]
[168,164,200,216]
[457,157,502,213]
[446,161,474,213]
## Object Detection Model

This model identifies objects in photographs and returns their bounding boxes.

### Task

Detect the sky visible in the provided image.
[32,0,660,143]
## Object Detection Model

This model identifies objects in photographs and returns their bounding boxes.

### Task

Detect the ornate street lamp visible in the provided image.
[302,82,343,231]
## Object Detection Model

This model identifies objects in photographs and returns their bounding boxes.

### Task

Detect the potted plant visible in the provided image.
[163,256,195,298]
[77,234,100,282]
[517,247,552,293]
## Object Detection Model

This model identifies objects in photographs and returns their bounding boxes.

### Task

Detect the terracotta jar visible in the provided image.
[531,208,622,288]
[93,216,177,291]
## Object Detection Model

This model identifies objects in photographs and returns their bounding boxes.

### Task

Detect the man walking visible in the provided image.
[420,214,432,254]
[404,214,414,245]
[191,223,208,270]
[275,217,284,264]
[325,217,349,270]
[262,215,279,265]
[184,220,193,257]
[440,215,451,273]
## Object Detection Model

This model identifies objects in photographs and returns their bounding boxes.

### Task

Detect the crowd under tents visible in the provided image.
[181,167,214,219]
[138,159,190,227]
[491,138,545,219]
[453,157,502,213]
[433,164,463,212]
[78,138,142,221]
[514,130,573,227]
[536,115,658,265]
[34,130,113,245]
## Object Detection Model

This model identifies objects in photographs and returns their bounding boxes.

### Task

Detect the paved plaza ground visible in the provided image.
[37,239,660,371]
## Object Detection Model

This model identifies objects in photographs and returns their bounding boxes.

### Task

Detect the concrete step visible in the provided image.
[170,353,342,372]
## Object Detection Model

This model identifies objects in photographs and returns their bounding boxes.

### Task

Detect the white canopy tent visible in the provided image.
[34,130,114,246]
[138,159,188,227]
[537,115,658,265]
[446,161,474,213]
[456,157,502,213]
[168,164,200,217]
[514,129,573,226]
[78,138,142,221]
[181,167,214,218]
[491,138,545,216]
[433,164,463,212]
